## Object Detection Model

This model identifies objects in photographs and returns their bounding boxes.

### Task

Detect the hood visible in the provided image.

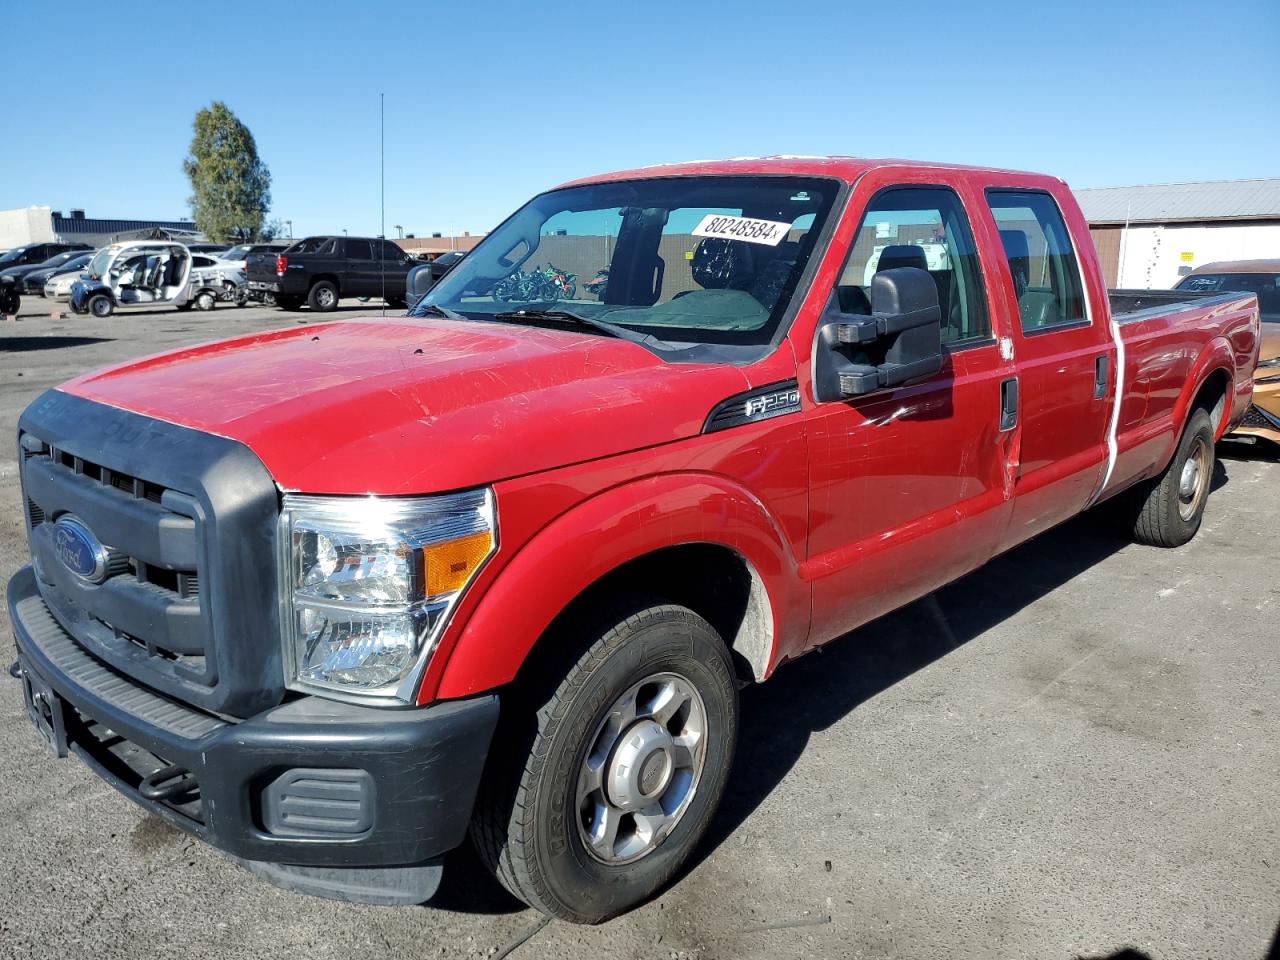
[1259,323,1280,366]
[60,317,751,494]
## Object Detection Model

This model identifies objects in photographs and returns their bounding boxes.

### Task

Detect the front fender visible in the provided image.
[69,279,110,314]
[425,473,808,702]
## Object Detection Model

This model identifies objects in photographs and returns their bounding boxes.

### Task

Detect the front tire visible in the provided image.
[87,294,113,318]
[1130,407,1215,547]
[471,601,738,924]
[193,290,216,312]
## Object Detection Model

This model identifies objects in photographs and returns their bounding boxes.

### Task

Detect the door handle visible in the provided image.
[999,377,1018,432]
[1094,355,1110,399]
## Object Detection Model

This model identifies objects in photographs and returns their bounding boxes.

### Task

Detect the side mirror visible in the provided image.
[406,263,435,300]
[813,267,943,401]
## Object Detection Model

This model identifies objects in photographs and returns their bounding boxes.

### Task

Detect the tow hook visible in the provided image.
[139,764,199,802]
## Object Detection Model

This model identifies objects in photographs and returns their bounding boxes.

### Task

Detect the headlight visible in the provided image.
[279,489,496,701]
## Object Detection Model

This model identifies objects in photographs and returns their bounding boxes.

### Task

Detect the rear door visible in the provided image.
[344,238,375,295]
[804,172,1017,643]
[983,188,1114,548]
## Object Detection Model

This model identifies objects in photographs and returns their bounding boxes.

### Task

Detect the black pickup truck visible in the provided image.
[245,236,418,311]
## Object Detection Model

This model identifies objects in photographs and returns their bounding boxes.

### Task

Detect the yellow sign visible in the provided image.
[1180,252,1195,263]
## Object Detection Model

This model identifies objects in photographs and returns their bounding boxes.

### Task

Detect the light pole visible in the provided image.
[343,228,348,236]
[394,224,403,239]
[285,219,293,239]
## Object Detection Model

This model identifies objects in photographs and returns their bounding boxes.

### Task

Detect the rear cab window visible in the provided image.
[986,190,1087,333]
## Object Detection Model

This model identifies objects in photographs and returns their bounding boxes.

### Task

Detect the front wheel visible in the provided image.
[471,601,738,923]
[87,294,113,318]
[1129,407,1215,547]
[193,290,217,312]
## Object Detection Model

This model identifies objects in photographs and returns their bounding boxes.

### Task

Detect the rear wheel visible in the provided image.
[88,294,113,318]
[1130,407,1215,547]
[193,290,216,312]
[471,600,738,923]
[308,281,338,312]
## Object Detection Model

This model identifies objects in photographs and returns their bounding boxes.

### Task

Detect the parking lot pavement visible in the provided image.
[1,305,1278,960]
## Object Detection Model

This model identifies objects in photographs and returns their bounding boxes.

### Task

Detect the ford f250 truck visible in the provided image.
[7,157,1261,924]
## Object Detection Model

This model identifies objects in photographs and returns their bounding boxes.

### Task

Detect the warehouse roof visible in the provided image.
[1075,178,1280,224]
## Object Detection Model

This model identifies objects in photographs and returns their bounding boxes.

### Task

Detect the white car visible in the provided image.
[44,267,89,301]
[190,254,248,303]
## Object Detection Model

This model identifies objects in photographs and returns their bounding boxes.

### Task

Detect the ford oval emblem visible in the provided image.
[52,515,109,584]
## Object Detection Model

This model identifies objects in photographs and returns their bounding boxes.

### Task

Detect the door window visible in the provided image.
[838,187,989,346]
[346,239,373,260]
[986,191,1086,332]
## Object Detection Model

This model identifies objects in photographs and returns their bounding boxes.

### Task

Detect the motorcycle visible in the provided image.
[584,267,609,300]
[0,276,19,317]
[493,264,577,303]
[540,263,577,301]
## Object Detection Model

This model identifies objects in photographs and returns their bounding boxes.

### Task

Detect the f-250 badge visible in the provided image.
[744,388,801,420]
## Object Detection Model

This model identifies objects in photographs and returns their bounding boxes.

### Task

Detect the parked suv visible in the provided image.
[245,236,416,311]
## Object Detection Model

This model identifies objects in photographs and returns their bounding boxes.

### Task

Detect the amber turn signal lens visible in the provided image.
[423,531,493,596]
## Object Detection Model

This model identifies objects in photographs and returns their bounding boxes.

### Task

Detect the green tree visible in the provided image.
[182,102,272,242]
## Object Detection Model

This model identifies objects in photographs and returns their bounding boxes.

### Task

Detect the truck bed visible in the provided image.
[1109,288,1243,322]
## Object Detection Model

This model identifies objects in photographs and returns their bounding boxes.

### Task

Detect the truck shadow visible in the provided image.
[0,336,113,352]
[429,461,1243,918]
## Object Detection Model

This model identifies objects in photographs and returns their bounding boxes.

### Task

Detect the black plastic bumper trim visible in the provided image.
[9,565,501,869]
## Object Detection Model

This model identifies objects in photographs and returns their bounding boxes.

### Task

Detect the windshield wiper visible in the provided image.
[411,302,467,320]
[493,308,651,344]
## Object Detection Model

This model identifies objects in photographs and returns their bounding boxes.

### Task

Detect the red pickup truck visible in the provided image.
[8,157,1260,923]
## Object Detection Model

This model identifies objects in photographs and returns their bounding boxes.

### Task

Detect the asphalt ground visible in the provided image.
[0,297,1277,960]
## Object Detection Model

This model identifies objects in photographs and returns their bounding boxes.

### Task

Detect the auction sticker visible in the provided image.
[692,214,791,246]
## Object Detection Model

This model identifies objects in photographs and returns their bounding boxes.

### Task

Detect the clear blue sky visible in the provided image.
[3,0,1277,239]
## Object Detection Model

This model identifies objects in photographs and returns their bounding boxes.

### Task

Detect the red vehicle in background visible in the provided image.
[9,157,1260,923]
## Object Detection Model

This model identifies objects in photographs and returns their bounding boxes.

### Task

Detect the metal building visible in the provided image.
[1075,179,1280,290]
[0,206,198,251]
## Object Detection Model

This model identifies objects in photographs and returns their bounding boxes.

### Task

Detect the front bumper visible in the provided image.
[1230,376,1280,445]
[7,565,500,904]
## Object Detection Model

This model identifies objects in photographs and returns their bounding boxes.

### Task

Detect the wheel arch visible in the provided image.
[1178,337,1236,440]
[425,474,807,703]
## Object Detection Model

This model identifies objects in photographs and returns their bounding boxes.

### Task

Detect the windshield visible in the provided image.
[1177,272,1280,322]
[87,246,121,279]
[58,253,92,271]
[0,247,29,264]
[418,175,839,348]
[221,244,253,261]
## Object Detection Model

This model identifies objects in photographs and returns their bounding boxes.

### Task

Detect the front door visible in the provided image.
[804,176,1017,644]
